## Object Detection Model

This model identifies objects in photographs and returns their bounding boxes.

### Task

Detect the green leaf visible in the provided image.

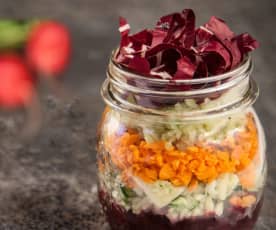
[0,19,39,50]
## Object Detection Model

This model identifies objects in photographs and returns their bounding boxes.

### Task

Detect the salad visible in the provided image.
[97,9,265,230]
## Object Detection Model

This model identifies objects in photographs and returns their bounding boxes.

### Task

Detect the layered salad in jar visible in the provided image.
[97,9,265,230]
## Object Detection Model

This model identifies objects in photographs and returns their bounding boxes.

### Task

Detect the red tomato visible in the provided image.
[26,21,71,76]
[0,54,35,108]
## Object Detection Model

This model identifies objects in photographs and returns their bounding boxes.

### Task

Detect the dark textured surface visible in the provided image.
[0,0,275,229]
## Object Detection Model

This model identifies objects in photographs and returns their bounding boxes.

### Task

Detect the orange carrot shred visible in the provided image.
[104,114,258,187]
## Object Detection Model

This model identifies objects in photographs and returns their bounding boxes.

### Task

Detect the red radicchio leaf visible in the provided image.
[130,30,152,46]
[236,33,260,53]
[179,47,197,63]
[195,27,213,46]
[119,17,130,47]
[150,69,172,80]
[195,26,239,70]
[116,17,132,64]
[196,38,232,74]
[119,17,130,35]
[151,29,167,47]
[223,39,242,68]
[149,48,185,78]
[203,53,228,75]
[204,16,235,41]
[155,9,196,49]
[160,48,181,75]
[127,56,150,74]
[146,43,178,58]
[166,56,196,91]
[129,30,152,54]
[201,17,248,69]
[194,60,208,79]
[173,9,196,48]
[115,44,136,66]
[192,56,209,90]
[156,12,175,31]
[116,51,130,65]
[157,12,184,42]
[145,44,182,72]
[173,57,196,80]
[116,9,259,97]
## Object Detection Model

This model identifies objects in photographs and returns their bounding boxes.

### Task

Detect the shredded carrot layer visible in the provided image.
[105,114,258,187]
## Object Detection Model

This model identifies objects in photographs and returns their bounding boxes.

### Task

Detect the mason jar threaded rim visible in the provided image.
[101,52,259,122]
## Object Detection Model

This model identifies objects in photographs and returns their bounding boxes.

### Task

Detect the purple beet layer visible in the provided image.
[99,190,262,230]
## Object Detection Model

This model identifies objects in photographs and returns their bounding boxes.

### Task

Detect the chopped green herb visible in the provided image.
[120,186,137,199]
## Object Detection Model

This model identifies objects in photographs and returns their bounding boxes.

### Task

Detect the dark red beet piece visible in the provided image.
[99,190,263,230]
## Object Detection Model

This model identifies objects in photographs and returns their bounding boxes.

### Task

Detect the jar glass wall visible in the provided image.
[97,54,266,230]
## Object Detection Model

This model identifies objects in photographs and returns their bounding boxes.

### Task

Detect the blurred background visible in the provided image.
[0,0,275,229]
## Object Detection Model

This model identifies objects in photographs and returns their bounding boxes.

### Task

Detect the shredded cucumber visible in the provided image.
[120,186,137,198]
[107,101,247,147]
[132,178,185,208]
[120,186,137,204]
[170,196,199,211]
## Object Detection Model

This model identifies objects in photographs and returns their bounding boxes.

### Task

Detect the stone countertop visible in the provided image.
[0,0,275,229]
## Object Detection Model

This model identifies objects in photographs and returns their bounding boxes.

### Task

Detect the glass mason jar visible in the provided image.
[97,53,266,230]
